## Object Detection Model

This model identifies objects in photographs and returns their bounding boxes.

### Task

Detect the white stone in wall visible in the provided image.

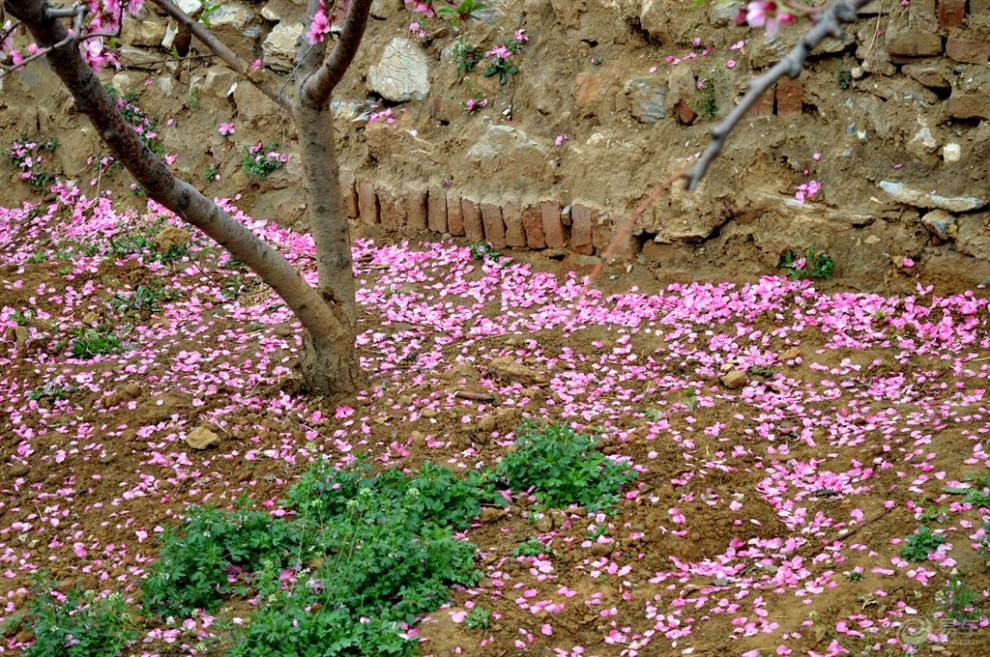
[367,38,431,102]
[263,23,304,72]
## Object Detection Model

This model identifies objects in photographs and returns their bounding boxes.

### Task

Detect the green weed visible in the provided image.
[3,573,136,657]
[495,422,637,513]
[470,241,500,261]
[70,327,125,359]
[779,244,835,281]
[900,525,945,562]
[465,606,491,629]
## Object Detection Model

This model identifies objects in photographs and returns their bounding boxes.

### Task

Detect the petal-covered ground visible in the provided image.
[1,194,989,656]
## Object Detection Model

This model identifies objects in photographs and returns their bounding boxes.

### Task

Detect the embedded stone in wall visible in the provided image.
[902,63,952,89]
[121,16,167,47]
[945,93,990,121]
[263,23,304,72]
[955,216,990,259]
[575,72,606,112]
[624,79,666,123]
[522,204,546,249]
[921,209,957,241]
[879,180,988,212]
[357,180,379,225]
[406,187,428,230]
[208,2,260,61]
[938,0,965,26]
[462,197,484,242]
[885,31,942,58]
[946,38,990,64]
[232,80,280,126]
[371,0,403,19]
[466,125,547,177]
[776,78,803,116]
[481,202,506,248]
[541,201,566,249]
[368,38,431,102]
[427,186,448,234]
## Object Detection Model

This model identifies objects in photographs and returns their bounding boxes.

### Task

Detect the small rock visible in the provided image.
[478,415,497,432]
[367,37,430,102]
[878,181,987,213]
[10,325,29,344]
[480,507,507,523]
[185,426,220,450]
[534,514,553,532]
[720,370,749,389]
[154,226,192,254]
[9,463,30,477]
[781,348,801,361]
[488,356,546,385]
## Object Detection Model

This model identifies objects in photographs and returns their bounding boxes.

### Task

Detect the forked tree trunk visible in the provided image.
[8,0,369,395]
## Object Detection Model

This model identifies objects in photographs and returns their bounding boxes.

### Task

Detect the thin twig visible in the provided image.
[686,0,873,190]
[567,172,686,320]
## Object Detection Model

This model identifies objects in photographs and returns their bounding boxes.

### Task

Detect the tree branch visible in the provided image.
[147,0,290,110]
[301,0,373,106]
[686,0,872,190]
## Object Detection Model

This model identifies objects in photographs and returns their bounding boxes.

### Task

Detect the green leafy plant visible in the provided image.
[3,573,136,657]
[452,36,484,74]
[495,422,638,512]
[470,241,500,261]
[26,382,78,402]
[241,142,287,179]
[465,605,491,629]
[142,500,303,618]
[779,244,835,281]
[483,31,528,85]
[900,525,945,562]
[936,574,982,628]
[70,327,125,359]
[843,570,864,581]
[199,0,220,26]
[692,70,721,120]
[437,0,487,25]
[204,162,221,182]
[103,84,165,156]
[837,65,852,90]
[512,537,552,557]
[6,136,59,187]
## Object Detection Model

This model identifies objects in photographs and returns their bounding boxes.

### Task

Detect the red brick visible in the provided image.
[776,78,803,116]
[405,187,428,230]
[339,170,358,219]
[540,200,566,248]
[427,186,447,234]
[502,200,527,248]
[481,201,506,248]
[461,197,484,242]
[571,203,596,255]
[447,192,464,236]
[946,38,989,64]
[522,204,546,248]
[747,85,775,118]
[938,0,965,26]
[377,188,404,231]
[356,179,378,225]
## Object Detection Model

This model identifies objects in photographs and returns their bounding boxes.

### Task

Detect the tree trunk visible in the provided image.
[8,0,364,395]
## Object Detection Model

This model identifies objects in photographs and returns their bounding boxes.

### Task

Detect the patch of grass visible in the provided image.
[452,36,484,75]
[110,283,178,314]
[495,422,637,513]
[900,525,945,562]
[3,573,136,657]
[70,327,125,359]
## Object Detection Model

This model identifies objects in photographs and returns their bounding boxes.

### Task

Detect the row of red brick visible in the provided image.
[339,172,634,256]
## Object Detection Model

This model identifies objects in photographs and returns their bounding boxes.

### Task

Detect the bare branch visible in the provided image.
[147,0,289,110]
[301,0,373,106]
[686,0,872,190]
